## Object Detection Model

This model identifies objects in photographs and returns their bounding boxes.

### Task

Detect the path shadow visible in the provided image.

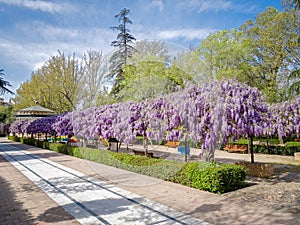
[0,156,34,224]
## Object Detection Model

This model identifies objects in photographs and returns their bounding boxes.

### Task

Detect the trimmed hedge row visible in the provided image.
[253,144,300,156]
[230,138,300,156]
[8,136,246,194]
[8,135,21,142]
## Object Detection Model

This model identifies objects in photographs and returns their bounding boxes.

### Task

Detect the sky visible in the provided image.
[0,0,282,101]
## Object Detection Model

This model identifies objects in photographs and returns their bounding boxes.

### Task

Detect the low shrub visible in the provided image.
[8,135,21,142]
[68,146,83,158]
[253,144,299,156]
[20,138,50,149]
[74,148,181,180]
[21,138,35,145]
[0,133,7,137]
[285,141,300,148]
[168,162,246,194]
[48,143,69,154]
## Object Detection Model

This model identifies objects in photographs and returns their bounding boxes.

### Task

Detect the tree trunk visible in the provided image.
[266,136,270,154]
[143,136,148,154]
[184,136,187,162]
[249,136,254,163]
[279,135,284,145]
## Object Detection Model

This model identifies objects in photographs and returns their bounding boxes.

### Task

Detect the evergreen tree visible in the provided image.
[108,8,136,97]
[282,0,300,10]
[0,69,13,95]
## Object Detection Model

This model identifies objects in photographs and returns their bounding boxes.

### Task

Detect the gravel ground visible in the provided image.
[128,144,300,216]
[222,164,300,215]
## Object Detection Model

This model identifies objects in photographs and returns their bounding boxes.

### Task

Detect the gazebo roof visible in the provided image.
[18,105,55,113]
[16,105,56,119]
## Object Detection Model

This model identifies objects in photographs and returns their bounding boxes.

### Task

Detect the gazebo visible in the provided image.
[16,105,56,120]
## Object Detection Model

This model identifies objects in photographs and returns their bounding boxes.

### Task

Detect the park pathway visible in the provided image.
[0,138,299,225]
[0,142,208,225]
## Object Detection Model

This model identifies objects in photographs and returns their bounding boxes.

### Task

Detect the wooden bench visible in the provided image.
[223,144,247,153]
[132,150,158,158]
[164,141,180,148]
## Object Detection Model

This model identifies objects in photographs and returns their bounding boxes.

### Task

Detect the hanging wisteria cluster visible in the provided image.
[9,79,300,156]
[267,96,300,139]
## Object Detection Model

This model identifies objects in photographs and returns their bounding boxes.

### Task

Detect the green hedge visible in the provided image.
[8,135,21,142]
[168,162,246,194]
[253,144,300,156]
[232,138,280,145]
[228,138,300,156]
[7,135,246,194]
[19,138,50,149]
[285,142,300,147]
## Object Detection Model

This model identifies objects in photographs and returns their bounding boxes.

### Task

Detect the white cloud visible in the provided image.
[177,0,232,13]
[0,23,115,74]
[156,28,214,41]
[150,0,164,12]
[0,24,115,100]
[0,0,75,14]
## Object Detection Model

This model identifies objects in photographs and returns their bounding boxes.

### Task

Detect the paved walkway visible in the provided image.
[0,141,207,225]
[0,138,299,225]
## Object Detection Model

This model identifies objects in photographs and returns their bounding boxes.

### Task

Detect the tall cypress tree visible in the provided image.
[108,8,136,97]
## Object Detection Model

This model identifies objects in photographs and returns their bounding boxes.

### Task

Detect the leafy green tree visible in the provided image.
[0,69,13,95]
[121,57,169,101]
[108,8,136,97]
[195,29,252,83]
[282,0,300,99]
[0,105,13,123]
[14,51,83,113]
[288,69,300,98]
[172,49,208,84]
[240,7,300,102]
[119,41,187,101]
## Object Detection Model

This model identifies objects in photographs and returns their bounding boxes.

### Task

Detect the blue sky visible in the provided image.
[0,0,282,101]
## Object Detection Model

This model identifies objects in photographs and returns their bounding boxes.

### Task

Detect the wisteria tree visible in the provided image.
[9,79,298,164]
[268,96,300,143]
[160,79,268,162]
[52,112,74,136]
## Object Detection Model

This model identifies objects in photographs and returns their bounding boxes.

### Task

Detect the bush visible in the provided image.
[8,135,21,142]
[253,143,300,156]
[20,138,35,145]
[168,162,246,194]
[230,138,300,156]
[48,143,69,154]
[0,133,7,137]
[285,141,300,148]
[19,138,50,149]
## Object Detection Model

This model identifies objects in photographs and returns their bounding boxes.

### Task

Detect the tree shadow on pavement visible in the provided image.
[0,157,34,224]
